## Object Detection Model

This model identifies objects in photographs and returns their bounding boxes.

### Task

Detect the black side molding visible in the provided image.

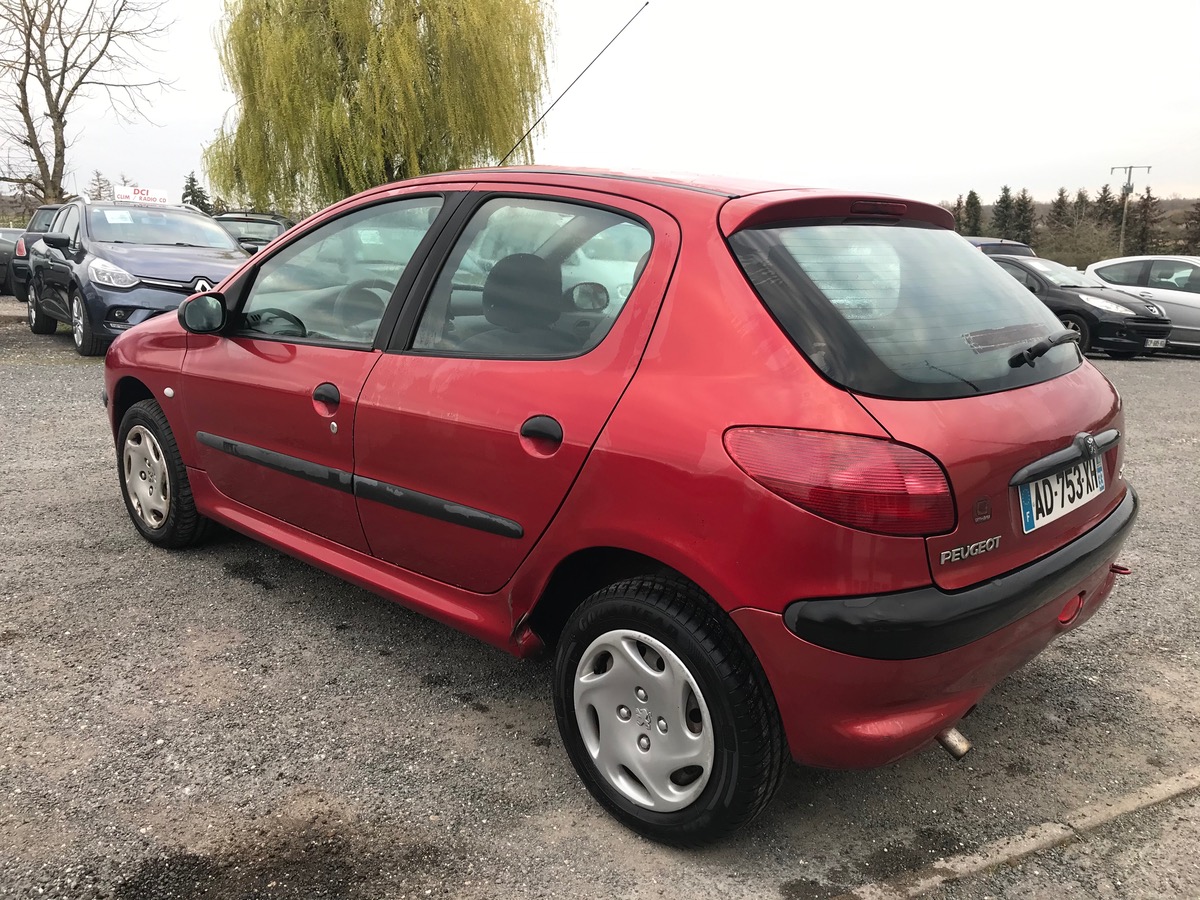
[197,431,523,540]
[354,477,523,539]
[197,432,353,493]
[1010,430,1119,486]
[784,487,1138,660]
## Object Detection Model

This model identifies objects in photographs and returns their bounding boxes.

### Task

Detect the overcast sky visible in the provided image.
[63,0,1200,206]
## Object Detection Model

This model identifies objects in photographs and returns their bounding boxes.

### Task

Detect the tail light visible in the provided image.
[723,428,955,537]
[14,237,25,258]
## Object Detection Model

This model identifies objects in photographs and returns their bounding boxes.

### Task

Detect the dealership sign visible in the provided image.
[114,186,172,205]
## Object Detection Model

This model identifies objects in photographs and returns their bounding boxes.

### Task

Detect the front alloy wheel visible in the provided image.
[554,576,787,846]
[71,292,106,356]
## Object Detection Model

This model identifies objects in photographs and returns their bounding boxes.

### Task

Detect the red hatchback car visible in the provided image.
[104,168,1137,845]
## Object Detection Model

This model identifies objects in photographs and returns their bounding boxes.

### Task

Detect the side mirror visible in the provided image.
[178,292,228,334]
[238,240,260,255]
[43,232,71,251]
[567,281,609,311]
[1026,282,1039,293]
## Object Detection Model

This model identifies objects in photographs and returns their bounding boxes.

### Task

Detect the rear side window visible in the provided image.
[729,223,1079,400]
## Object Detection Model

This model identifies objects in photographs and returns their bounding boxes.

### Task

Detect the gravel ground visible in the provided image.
[1,292,1198,899]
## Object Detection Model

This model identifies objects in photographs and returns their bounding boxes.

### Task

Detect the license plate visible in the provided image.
[1145,338,1166,349]
[1017,457,1105,534]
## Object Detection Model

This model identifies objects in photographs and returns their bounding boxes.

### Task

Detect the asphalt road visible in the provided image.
[1,293,1198,899]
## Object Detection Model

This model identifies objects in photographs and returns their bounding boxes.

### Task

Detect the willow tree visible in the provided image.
[204,0,550,210]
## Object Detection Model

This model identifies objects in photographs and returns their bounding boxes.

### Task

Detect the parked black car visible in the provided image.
[992,254,1171,358]
[964,236,1036,257]
[8,204,63,301]
[0,227,24,294]
[213,211,296,251]
[26,198,247,355]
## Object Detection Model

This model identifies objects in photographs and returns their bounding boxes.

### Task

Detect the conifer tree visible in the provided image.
[964,190,982,234]
[991,186,1014,238]
[1045,188,1072,233]
[181,171,212,214]
[1012,189,1036,244]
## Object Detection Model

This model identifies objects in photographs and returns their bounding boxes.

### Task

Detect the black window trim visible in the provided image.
[384,189,657,358]
[214,191,469,353]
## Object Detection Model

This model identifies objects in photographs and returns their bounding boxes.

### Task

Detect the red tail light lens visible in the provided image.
[724,428,956,537]
[14,237,25,257]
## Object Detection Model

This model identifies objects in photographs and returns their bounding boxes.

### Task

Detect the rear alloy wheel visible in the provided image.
[71,292,107,356]
[554,576,787,846]
[1059,313,1091,355]
[118,399,210,548]
[26,281,56,334]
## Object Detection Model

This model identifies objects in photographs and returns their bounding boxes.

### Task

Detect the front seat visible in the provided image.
[459,253,579,355]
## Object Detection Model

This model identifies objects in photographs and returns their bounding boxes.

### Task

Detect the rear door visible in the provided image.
[1143,259,1200,350]
[352,187,677,593]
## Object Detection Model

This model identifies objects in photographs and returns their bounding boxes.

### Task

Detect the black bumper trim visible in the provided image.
[783,487,1138,660]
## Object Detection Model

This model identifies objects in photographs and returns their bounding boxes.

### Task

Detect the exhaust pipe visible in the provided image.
[936,727,972,760]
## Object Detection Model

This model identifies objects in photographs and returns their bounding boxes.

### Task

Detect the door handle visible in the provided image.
[1137,292,1154,299]
[312,382,340,406]
[520,415,563,444]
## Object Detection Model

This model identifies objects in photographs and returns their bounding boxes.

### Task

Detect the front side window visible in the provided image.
[1094,260,1146,287]
[58,206,80,245]
[412,197,652,359]
[996,260,1038,290]
[238,197,443,346]
[730,223,1078,400]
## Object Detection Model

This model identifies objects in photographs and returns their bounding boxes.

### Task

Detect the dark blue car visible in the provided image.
[26,199,247,355]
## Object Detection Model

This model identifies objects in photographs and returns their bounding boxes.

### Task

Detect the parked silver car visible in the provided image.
[1085,256,1200,352]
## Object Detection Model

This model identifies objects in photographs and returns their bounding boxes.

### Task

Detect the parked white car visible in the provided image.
[1085,256,1200,352]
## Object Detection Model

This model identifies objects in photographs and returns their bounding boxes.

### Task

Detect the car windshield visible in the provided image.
[87,206,239,249]
[729,223,1079,400]
[218,219,283,242]
[1021,258,1105,288]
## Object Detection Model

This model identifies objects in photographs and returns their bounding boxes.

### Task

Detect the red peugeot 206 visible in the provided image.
[104,168,1137,845]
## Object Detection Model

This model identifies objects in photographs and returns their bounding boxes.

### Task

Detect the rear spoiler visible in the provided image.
[719,190,954,235]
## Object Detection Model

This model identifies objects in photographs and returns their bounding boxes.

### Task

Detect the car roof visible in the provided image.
[1089,255,1200,266]
[330,166,956,232]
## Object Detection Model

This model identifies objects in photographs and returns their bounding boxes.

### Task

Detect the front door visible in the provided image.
[353,188,678,593]
[179,194,449,551]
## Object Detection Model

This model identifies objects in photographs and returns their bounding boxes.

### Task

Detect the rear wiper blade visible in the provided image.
[1008,329,1080,368]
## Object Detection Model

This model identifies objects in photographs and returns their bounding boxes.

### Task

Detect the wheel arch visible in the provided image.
[524,547,712,652]
[110,376,155,439]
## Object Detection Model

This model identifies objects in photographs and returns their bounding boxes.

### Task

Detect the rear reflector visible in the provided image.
[724,428,955,537]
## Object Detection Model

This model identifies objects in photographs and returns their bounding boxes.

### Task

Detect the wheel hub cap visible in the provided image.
[123,425,170,529]
[573,629,714,811]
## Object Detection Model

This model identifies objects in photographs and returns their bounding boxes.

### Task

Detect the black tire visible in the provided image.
[117,399,210,548]
[70,290,107,356]
[1104,350,1138,360]
[553,575,787,846]
[26,280,57,334]
[1059,313,1091,354]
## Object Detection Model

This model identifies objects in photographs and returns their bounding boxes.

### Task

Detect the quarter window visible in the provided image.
[411,197,652,359]
[238,197,443,346]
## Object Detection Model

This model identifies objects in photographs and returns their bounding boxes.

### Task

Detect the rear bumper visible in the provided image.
[735,487,1137,768]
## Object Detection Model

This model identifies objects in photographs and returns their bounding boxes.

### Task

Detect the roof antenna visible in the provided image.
[499,2,650,166]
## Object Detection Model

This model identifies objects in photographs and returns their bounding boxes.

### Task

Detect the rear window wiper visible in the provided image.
[1008,329,1081,368]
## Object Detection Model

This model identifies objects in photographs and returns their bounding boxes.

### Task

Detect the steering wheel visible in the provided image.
[243,306,307,337]
[333,278,395,324]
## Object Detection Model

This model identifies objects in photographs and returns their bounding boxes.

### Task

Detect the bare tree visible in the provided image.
[0,0,168,202]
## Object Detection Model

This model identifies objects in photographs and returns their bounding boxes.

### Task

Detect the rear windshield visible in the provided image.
[729,223,1080,400]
